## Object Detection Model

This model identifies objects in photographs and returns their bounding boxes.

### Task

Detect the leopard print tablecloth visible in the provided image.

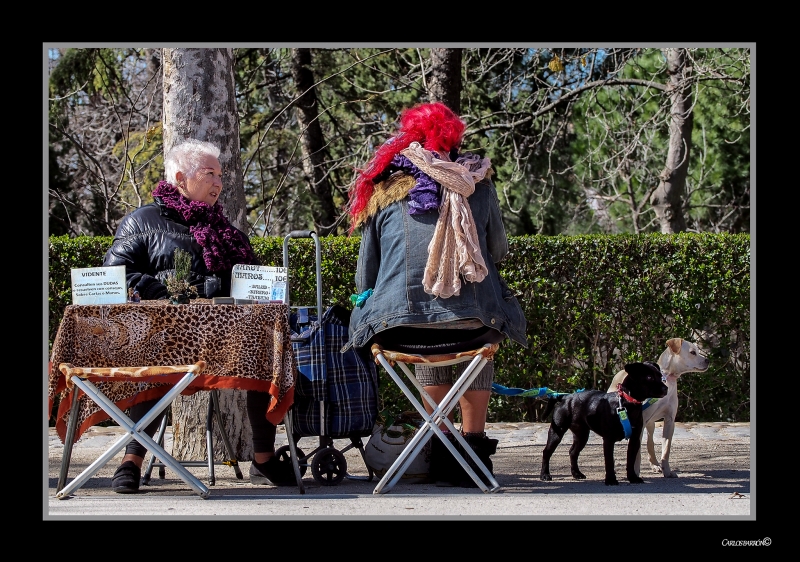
[48,300,296,443]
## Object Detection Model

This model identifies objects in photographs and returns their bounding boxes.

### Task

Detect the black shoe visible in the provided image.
[250,456,297,486]
[111,461,141,494]
[429,433,462,487]
[454,434,498,488]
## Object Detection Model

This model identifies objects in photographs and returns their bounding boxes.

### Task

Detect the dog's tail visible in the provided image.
[540,396,563,422]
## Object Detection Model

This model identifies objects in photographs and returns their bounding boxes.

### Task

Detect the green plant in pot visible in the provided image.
[164,248,198,304]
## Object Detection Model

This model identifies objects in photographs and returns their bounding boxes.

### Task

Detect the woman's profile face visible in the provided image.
[180,154,223,206]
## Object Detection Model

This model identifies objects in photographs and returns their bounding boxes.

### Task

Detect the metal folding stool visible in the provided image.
[55,361,211,499]
[141,388,244,487]
[370,343,502,494]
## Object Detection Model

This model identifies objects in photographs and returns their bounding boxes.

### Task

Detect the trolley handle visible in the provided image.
[282,231,322,316]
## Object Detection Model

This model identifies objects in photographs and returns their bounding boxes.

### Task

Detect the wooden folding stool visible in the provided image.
[369,343,501,494]
[55,362,211,499]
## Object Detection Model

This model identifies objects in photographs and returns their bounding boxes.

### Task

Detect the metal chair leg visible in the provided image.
[284,409,306,494]
[56,389,81,494]
[141,414,169,485]
[204,393,216,485]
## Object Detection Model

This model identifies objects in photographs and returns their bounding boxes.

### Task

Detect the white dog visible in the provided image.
[607,338,709,477]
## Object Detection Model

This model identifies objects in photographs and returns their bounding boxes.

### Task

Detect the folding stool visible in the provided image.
[141,388,244,486]
[55,362,211,499]
[369,343,502,494]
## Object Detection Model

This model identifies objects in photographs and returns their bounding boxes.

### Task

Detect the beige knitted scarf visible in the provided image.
[400,142,493,298]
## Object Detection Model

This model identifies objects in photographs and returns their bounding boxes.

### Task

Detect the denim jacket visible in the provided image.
[345,177,528,351]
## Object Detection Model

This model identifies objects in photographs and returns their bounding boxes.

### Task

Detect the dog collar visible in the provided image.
[616,385,642,405]
[641,397,659,411]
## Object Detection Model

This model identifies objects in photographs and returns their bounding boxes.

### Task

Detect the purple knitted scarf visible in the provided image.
[152,181,258,273]
[387,154,442,214]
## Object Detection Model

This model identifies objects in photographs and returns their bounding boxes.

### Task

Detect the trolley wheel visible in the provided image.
[275,445,308,476]
[311,448,347,485]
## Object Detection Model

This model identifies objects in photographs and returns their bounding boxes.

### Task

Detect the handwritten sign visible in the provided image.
[230,264,288,302]
[71,266,128,305]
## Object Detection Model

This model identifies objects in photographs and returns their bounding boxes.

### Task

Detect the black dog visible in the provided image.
[539,362,669,485]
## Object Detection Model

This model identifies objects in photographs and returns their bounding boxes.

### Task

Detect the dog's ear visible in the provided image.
[659,340,680,372]
[666,338,683,354]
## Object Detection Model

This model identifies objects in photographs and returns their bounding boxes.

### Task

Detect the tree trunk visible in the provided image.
[170,389,252,462]
[162,47,254,462]
[290,48,338,236]
[428,48,462,114]
[162,48,248,231]
[650,48,692,233]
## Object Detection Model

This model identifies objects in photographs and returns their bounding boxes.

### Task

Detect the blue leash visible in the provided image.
[491,383,582,398]
[493,383,659,407]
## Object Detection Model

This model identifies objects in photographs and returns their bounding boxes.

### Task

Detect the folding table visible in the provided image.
[48,300,298,498]
[369,342,501,494]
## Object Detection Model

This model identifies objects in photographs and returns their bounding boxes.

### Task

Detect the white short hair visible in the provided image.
[164,138,221,184]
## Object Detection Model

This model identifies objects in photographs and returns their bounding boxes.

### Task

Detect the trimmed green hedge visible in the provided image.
[49,233,750,423]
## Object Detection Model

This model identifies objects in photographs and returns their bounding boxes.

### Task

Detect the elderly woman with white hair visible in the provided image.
[103,138,295,493]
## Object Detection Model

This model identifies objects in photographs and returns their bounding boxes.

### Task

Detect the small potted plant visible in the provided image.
[164,248,198,304]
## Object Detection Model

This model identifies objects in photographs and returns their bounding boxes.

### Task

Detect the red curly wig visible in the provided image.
[348,102,466,233]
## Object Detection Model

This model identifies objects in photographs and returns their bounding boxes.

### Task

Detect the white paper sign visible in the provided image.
[71,266,128,305]
[230,264,288,302]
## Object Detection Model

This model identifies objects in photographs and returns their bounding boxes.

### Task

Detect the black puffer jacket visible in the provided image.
[103,197,259,300]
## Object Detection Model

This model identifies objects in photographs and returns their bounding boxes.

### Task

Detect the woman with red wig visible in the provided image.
[344,102,527,487]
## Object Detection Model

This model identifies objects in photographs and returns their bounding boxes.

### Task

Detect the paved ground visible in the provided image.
[45,421,752,520]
